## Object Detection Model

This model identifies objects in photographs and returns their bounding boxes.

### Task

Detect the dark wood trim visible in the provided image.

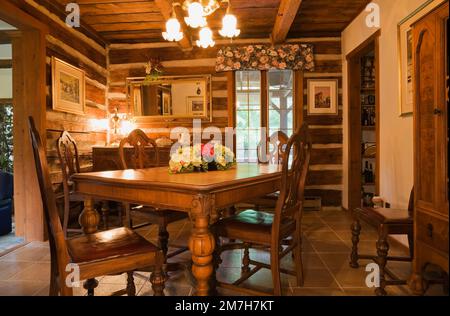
[0,59,12,69]
[271,0,303,44]
[261,70,268,130]
[0,98,13,105]
[294,70,304,130]
[227,71,236,152]
[346,30,381,212]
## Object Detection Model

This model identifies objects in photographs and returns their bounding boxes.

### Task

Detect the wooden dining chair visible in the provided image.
[212,123,312,295]
[245,131,290,211]
[119,129,188,262]
[29,117,165,296]
[350,188,414,296]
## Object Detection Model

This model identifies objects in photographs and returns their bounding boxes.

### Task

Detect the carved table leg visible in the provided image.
[79,198,100,295]
[349,219,361,268]
[79,198,100,235]
[189,195,215,296]
[101,201,110,230]
[375,225,389,296]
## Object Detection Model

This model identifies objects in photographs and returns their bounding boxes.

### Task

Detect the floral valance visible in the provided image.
[215,44,315,72]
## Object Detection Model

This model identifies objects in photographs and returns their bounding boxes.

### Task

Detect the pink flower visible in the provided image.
[217,56,225,63]
[272,60,279,67]
[225,51,234,57]
[246,46,254,53]
[259,56,269,64]
[279,62,287,69]
[233,62,241,69]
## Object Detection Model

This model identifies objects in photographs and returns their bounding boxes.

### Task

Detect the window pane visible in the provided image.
[235,71,261,162]
[268,70,294,137]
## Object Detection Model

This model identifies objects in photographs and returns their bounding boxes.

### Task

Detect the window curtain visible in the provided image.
[215,44,314,72]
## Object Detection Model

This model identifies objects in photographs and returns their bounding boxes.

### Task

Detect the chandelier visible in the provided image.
[162,0,240,48]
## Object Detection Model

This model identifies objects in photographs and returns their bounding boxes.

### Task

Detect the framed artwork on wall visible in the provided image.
[51,57,85,115]
[186,96,205,116]
[397,0,446,116]
[307,79,338,115]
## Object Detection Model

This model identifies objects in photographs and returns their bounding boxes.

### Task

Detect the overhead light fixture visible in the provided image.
[219,12,240,38]
[162,0,240,48]
[196,27,215,48]
[184,1,207,28]
[162,13,184,41]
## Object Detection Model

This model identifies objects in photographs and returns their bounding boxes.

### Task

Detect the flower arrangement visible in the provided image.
[169,143,236,174]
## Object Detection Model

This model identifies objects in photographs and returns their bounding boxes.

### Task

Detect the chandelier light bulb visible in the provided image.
[196,27,215,48]
[184,1,207,28]
[162,17,184,41]
[219,14,240,38]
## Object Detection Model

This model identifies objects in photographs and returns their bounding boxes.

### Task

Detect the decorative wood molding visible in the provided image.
[154,0,193,51]
[271,0,303,44]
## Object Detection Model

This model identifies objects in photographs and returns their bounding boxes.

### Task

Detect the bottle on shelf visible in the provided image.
[363,161,370,183]
[369,163,374,183]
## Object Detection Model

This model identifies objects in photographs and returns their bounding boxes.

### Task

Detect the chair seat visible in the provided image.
[354,207,412,225]
[67,227,159,263]
[214,210,295,245]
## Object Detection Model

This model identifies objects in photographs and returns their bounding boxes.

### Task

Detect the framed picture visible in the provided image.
[398,0,445,116]
[52,57,85,115]
[307,79,338,115]
[186,96,205,116]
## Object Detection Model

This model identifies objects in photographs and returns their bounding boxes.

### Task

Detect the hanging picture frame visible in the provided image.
[397,0,446,116]
[52,57,85,115]
[307,79,338,116]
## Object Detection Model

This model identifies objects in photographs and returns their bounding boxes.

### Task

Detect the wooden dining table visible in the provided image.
[71,163,282,296]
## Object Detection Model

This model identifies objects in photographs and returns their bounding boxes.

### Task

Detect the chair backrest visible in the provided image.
[28,117,70,280]
[56,131,81,194]
[119,129,159,169]
[272,123,312,242]
[257,131,289,164]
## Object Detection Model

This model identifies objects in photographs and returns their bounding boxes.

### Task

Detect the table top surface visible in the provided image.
[72,163,282,192]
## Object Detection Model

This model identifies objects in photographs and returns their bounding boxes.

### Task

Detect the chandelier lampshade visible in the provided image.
[162,17,184,41]
[219,13,240,38]
[184,1,207,28]
[196,27,215,48]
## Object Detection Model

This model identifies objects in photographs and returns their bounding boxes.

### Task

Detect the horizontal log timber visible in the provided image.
[306,170,342,186]
[304,189,342,206]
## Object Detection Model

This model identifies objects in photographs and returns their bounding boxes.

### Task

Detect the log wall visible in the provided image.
[108,38,343,208]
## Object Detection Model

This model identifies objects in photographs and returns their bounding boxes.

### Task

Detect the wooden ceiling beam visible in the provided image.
[154,0,193,51]
[271,0,303,44]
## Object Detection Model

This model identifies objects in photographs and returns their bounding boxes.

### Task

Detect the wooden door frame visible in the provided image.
[0,1,48,241]
[346,30,381,212]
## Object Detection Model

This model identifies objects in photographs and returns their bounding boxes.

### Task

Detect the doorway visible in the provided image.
[0,2,48,242]
[347,31,380,212]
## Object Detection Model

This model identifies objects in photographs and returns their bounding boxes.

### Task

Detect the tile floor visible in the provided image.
[0,222,25,256]
[0,209,446,296]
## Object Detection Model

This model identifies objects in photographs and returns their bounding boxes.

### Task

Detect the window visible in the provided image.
[235,70,294,163]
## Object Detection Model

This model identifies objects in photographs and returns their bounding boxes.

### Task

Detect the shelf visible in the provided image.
[363,155,376,159]
[361,88,375,92]
[362,183,376,186]
[362,126,376,131]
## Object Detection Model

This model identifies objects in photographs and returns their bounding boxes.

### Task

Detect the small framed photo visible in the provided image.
[307,79,338,115]
[162,91,171,115]
[52,57,85,115]
[186,96,205,116]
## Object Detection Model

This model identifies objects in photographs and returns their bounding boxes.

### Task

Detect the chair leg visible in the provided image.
[158,224,170,262]
[49,256,59,296]
[375,225,389,296]
[293,234,304,287]
[407,228,414,259]
[126,272,136,296]
[84,278,98,296]
[101,201,109,230]
[150,269,165,296]
[349,219,361,268]
[270,243,282,296]
[242,243,251,275]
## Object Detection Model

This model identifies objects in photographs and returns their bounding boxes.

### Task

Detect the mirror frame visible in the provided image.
[126,74,213,123]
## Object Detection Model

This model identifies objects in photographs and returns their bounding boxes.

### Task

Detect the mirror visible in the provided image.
[127,75,212,121]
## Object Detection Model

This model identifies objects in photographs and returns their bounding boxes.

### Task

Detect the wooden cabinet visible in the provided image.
[409,1,449,295]
[92,146,172,172]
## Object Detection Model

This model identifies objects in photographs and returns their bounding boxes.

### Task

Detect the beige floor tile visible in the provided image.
[0,261,35,280]
[99,272,147,287]
[291,287,344,296]
[334,229,379,242]
[9,262,50,282]
[0,280,47,296]
[304,229,341,241]
[0,246,50,262]
[138,281,192,296]
[331,266,372,288]
[296,268,339,288]
[310,240,350,253]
